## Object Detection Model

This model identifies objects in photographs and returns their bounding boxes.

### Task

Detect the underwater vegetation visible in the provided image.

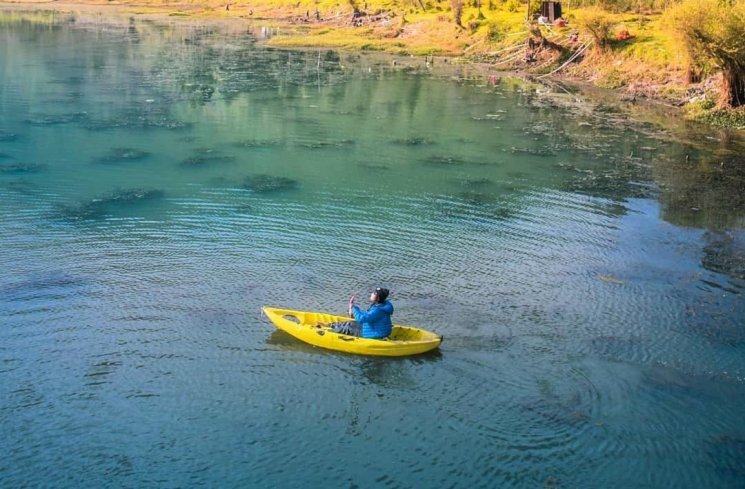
[241,174,297,193]
[700,231,745,282]
[509,146,558,158]
[456,177,494,188]
[3,179,38,195]
[24,113,86,126]
[391,136,435,146]
[587,335,641,362]
[180,148,236,167]
[297,139,355,150]
[231,138,283,149]
[471,113,505,122]
[705,434,745,480]
[81,108,191,131]
[1,270,90,303]
[420,155,488,167]
[457,190,498,207]
[0,163,45,174]
[421,155,470,166]
[94,147,151,164]
[0,130,19,142]
[433,195,515,224]
[59,188,164,221]
[561,169,655,201]
[518,396,592,429]
[358,162,391,171]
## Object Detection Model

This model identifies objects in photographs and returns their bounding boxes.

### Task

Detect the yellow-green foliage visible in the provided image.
[504,0,521,13]
[572,7,617,49]
[481,10,523,38]
[666,0,745,71]
[687,105,745,129]
[615,16,678,66]
[667,0,745,106]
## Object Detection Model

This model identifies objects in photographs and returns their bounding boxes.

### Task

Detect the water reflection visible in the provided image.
[658,154,745,230]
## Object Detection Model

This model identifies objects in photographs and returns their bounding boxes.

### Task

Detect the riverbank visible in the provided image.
[1,0,741,128]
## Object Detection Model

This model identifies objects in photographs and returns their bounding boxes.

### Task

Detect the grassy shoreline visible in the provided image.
[2,0,742,128]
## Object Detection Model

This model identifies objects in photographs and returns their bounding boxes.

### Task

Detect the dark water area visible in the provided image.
[1,12,744,488]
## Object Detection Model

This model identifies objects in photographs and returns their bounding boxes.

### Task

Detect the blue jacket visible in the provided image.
[351,300,394,339]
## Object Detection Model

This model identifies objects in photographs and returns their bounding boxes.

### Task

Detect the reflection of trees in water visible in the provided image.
[701,231,745,285]
[512,86,745,232]
[513,90,666,203]
[11,16,348,108]
[656,151,745,230]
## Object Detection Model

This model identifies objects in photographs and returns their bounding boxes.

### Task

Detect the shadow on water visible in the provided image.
[266,330,442,385]
[265,329,326,354]
[355,353,442,390]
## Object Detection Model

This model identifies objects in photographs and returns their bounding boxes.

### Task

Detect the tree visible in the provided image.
[668,0,745,108]
[451,0,464,26]
[573,7,616,50]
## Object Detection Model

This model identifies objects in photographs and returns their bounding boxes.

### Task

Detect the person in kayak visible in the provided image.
[330,287,393,338]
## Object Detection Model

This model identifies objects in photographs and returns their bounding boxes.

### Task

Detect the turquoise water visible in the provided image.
[2,14,745,488]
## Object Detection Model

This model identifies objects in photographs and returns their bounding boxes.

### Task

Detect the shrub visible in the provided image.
[486,21,505,42]
[505,0,520,13]
[597,68,626,88]
[573,7,616,50]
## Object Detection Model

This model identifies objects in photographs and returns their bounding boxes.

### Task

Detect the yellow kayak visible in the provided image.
[262,306,442,357]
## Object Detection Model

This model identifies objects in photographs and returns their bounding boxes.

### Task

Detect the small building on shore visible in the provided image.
[541,1,563,22]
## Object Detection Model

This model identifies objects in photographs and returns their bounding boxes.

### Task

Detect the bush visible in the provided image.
[486,21,505,42]
[573,7,616,49]
[568,0,677,12]
[597,68,626,88]
[505,0,520,13]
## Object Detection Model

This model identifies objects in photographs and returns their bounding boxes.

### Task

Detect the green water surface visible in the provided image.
[1,13,744,489]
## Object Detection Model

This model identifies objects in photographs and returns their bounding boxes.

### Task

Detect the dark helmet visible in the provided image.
[374,287,390,302]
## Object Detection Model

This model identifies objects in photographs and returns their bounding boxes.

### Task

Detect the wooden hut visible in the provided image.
[541,1,563,22]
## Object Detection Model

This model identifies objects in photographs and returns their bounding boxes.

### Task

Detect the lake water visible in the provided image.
[1,12,744,488]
